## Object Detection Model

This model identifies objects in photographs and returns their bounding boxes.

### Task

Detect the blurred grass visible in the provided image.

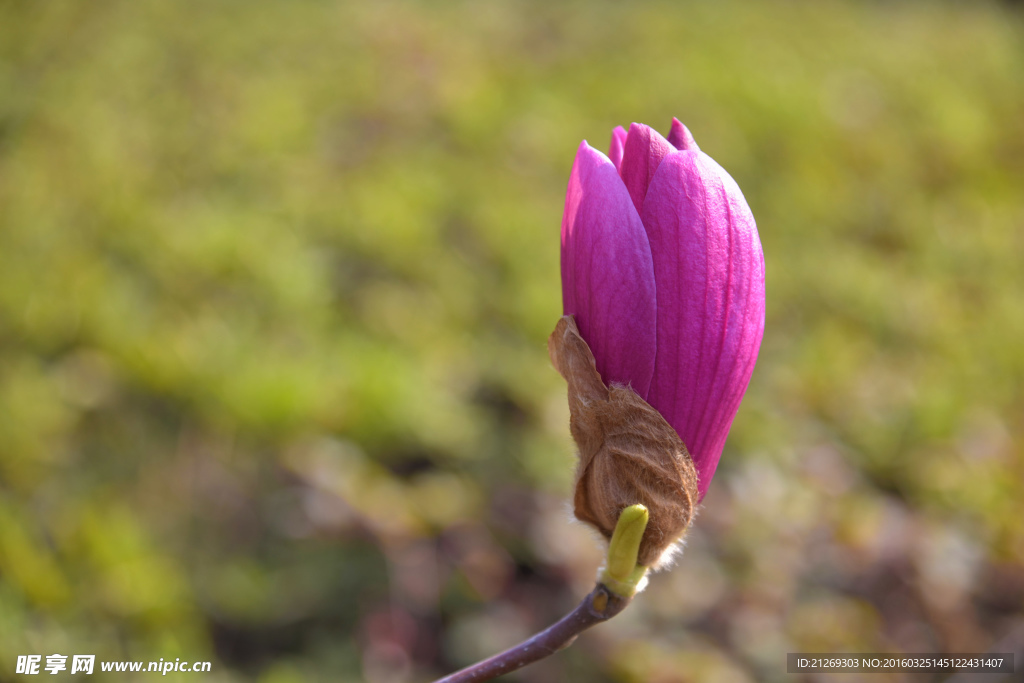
[1,1,1023,681]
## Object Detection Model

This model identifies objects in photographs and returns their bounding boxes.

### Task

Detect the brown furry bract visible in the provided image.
[548,316,699,567]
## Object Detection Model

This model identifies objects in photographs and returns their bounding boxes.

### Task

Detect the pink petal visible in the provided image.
[641,151,766,500]
[561,141,657,399]
[608,126,627,172]
[619,123,676,217]
[667,117,700,152]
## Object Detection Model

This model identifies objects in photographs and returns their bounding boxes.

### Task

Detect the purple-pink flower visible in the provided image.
[560,118,765,501]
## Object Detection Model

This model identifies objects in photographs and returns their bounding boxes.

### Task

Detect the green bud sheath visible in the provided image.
[601,504,649,596]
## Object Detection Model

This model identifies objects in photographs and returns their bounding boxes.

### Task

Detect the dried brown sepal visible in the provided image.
[548,315,699,567]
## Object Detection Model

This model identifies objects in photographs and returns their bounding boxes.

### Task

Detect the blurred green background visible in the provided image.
[1,1,1023,681]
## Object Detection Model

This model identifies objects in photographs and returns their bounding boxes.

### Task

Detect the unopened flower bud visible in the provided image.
[560,119,765,501]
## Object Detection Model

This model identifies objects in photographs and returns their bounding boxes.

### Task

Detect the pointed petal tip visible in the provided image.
[626,121,648,139]
[570,140,619,177]
[608,126,627,171]
[620,122,676,216]
[668,117,700,152]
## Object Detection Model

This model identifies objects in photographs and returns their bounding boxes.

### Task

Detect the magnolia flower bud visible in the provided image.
[556,118,765,566]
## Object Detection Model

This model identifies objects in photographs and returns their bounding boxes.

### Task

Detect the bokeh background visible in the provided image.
[2,1,1024,681]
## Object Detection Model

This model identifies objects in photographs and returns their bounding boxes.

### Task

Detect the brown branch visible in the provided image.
[432,584,633,683]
